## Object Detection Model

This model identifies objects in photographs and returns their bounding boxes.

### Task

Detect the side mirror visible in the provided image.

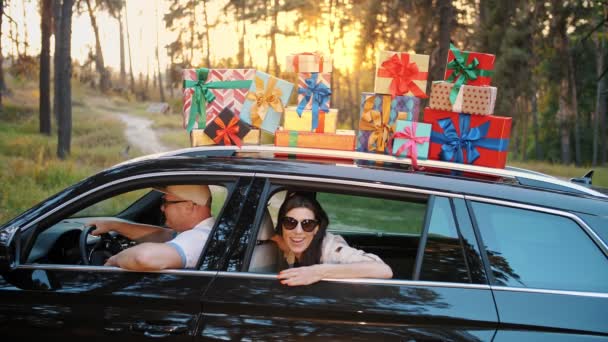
[0,226,21,272]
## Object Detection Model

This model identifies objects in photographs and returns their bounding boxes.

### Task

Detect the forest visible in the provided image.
[0,0,607,166]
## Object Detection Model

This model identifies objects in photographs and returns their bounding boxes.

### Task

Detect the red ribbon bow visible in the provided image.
[378,53,428,98]
[213,116,243,147]
[393,122,429,168]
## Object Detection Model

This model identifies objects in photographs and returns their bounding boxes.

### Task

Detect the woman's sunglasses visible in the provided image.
[280,216,319,232]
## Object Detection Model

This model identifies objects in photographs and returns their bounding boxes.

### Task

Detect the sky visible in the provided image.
[2,0,359,75]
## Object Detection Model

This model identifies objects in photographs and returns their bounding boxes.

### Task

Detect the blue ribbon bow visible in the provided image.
[296,73,331,131]
[430,113,509,164]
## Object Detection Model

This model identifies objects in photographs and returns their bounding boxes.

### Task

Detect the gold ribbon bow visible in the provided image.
[246,76,284,127]
[358,95,408,153]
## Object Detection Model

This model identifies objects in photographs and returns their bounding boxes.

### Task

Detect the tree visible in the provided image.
[54,0,74,159]
[124,0,135,94]
[105,0,125,86]
[0,0,8,109]
[39,0,53,135]
[80,0,110,92]
[155,0,165,102]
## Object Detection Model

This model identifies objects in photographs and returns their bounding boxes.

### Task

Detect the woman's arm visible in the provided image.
[277,261,393,286]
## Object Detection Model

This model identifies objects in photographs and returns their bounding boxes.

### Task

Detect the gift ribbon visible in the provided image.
[212,115,243,147]
[183,68,252,132]
[377,53,428,98]
[445,44,494,105]
[430,113,509,164]
[296,73,331,131]
[359,95,408,153]
[392,122,429,168]
[246,75,284,127]
[292,52,325,73]
[288,131,299,147]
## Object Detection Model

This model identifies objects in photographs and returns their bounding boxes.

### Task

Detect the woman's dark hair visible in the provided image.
[275,192,329,266]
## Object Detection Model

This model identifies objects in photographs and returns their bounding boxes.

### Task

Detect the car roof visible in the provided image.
[104,146,608,216]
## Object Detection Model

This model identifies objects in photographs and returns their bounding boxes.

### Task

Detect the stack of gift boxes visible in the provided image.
[182,44,512,170]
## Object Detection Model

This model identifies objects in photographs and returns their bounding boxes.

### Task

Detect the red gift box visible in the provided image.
[423,108,511,169]
[444,45,495,87]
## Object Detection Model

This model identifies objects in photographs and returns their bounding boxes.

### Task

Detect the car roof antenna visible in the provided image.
[570,170,594,187]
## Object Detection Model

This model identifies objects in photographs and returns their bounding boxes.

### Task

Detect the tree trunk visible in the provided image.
[0,1,5,109]
[568,45,581,166]
[55,0,73,159]
[597,26,608,165]
[554,5,571,164]
[118,10,126,86]
[520,99,528,161]
[202,1,210,66]
[124,1,135,94]
[595,31,607,166]
[39,0,53,135]
[189,0,194,64]
[22,1,29,56]
[269,0,279,75]
[237,1,245,66]
[430,0,452,95]
[155,1,165,102]
[85,0,109,92]
[531,92,542,160]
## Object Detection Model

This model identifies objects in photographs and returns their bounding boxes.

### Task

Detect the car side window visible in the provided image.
[472,201,608,292]
[249,189,474,283]
[26,183,230,268]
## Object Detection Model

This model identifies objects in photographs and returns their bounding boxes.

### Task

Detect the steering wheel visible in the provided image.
[79,225,113,265]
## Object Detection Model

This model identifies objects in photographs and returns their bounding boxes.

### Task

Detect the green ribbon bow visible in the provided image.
[445,44,493,105]
[183,68,252,132]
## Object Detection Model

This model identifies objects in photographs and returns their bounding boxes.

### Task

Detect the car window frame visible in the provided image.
[16,171,250,272]
[236,173,486,286]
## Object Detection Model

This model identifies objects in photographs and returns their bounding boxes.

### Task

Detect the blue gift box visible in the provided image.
[241,71,294,134]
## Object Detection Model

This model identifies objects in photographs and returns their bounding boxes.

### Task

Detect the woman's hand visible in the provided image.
[278,265,325,286]
[270,234,289,254]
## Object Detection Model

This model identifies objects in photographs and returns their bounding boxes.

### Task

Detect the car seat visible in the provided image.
[248,208,280,273]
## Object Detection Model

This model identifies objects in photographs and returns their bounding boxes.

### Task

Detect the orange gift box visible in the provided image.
[274,130,355,151]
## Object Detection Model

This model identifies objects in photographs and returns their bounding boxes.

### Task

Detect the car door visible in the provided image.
[0,174,254,340]
[466,198,608,341]
[198,177,499,341]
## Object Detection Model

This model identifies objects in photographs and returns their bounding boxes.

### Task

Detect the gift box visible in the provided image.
[191,128,260,147]
[356,93,420,154]
[240,71,294,134]
[202,108,252,147]
[430,81,497,115]
[391,120,431,167]
[423,108,511,169]
[444,44,495,107]
[374,51,429,98]
[275,130,355,151]
[284,106,337,133]
[296,72,332,130]
[182,68,254,132]
[286,52,333,73]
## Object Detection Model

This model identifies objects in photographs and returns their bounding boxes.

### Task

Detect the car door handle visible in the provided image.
[131,320,188,338]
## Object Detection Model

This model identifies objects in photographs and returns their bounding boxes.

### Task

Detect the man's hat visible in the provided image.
[156,184,211,206]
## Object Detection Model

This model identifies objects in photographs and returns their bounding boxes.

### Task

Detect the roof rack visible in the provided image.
[121,145,607,198]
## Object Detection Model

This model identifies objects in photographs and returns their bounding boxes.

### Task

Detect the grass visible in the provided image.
[0,77,137,222]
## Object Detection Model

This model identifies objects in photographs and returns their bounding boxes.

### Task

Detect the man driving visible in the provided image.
[92,184,214,270]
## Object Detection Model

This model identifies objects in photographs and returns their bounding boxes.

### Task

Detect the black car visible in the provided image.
[1,145,607,341]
